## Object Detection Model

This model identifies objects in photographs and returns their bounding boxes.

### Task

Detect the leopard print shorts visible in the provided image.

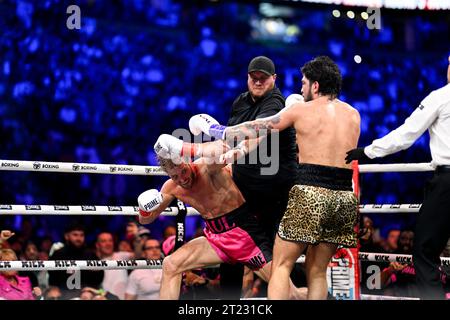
[278,184,358,247]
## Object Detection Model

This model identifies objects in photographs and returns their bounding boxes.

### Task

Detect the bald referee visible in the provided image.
[346,56,450,300]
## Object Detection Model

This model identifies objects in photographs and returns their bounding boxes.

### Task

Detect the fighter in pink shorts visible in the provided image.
[203,202,272,270]
[137,134,305,300]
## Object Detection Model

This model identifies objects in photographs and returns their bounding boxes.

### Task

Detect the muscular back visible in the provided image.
[293,97,360,169]
[163,164,245,220]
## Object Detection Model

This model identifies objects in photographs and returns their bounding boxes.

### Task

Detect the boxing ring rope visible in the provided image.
[2,253,447,272]
[0,259,163,271]
[358,162,434,173]
[0,205,199,216]
[295,253,450,266]
[0,159,165,176]
[0,159,434,175]
[355,161,436,300]
[360,294,419,300]
[243,294,420,300]
[358,204,421,213]
[358,252,450,265]
[0,204,422,216]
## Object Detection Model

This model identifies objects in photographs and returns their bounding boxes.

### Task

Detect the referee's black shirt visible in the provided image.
[227,86,298,193]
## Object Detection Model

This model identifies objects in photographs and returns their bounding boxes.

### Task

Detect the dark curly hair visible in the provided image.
[301,56,342,99]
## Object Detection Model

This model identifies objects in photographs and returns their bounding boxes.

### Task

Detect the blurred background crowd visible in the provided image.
[0,0,449,299]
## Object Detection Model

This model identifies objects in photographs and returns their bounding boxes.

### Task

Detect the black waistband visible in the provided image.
[204,203,248,234]
[436,165,450,174]
[296,163,353,191]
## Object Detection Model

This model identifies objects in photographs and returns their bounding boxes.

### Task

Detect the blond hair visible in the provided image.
[0,248,18,261]
[157,154,183,173]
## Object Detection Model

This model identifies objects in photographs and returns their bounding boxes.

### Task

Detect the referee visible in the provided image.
[345,56,450,299]
[220,56,299,298]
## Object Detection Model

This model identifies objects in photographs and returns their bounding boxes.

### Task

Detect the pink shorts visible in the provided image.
[203,203,272,270]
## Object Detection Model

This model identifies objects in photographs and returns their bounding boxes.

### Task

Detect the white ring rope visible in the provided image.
[0,259,163,271]
[0,204,422,216]
[359,162,434,173]
[4,252,447,271]
[243,295,420,300]
[358,252,450,265]
[0,160,165,176]
[0,205,199,216]
[359,294,419,300]
[292,253,450,265]
[0,159,434,175]
[359,204,421,213]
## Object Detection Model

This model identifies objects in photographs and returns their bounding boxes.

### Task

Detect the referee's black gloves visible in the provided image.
[345,147,369,164]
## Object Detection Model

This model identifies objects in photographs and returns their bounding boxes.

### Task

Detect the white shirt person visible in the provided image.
[347,82,450,166]
[346,57,450,300]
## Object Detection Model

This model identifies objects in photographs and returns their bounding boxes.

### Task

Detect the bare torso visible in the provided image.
[163,164,245,220]
[293,97,360,169]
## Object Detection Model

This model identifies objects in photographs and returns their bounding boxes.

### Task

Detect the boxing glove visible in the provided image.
[154,134,183,159]
[138,189,163,217]
[189,114,227,140]
[285,93,304,109]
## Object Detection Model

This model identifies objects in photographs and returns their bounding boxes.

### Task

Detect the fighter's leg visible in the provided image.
[305,242,338,300]
[255,260,307,300]
[267,234,308,299]
[160,236,224,299]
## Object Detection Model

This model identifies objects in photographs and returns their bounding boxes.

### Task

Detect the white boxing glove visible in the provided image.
[189,114,227,139]
[138,189,163,217]
[285,94,304,109]
[154,134,183,159]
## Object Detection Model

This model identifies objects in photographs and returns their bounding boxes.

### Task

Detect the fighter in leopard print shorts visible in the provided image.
[278,163,358,247]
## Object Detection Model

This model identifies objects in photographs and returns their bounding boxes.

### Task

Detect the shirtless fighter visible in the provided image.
[137,135,305,300]
[188,56,361,300]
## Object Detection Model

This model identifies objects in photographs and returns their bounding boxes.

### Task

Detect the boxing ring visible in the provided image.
[0,159,445,300]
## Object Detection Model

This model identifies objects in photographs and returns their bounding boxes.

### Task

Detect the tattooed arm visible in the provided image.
[224,109,296,144]
[219,137,265,164]
[188,106,299,143]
